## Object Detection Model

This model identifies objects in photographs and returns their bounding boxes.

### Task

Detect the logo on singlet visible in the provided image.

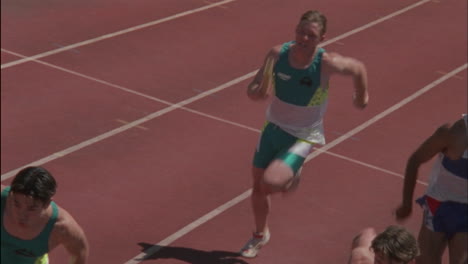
[15,248,37,257]
[300,76,313,87]
[277,72,291,81]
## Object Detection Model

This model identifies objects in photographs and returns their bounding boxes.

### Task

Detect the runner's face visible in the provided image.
[10,192,47,228]
[295,21,323,50]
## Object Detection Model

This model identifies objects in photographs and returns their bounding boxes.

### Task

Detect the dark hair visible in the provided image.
[371,225,420,263]
[11,166,57,204]
[300,10,327,36]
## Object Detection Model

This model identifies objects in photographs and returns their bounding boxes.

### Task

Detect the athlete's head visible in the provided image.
[295,10,327,49]
[371,225,419,264]
[10,166,57,227]
[300,10,327,36]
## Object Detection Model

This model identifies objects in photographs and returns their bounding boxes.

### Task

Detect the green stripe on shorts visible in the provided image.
[277,151,305,174]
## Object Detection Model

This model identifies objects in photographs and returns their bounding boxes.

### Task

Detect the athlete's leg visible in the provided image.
[263,140,313,192]
[240,167,272,258]
[263,159,294,192]
[251,166,272,234]
[241,122,275,258]
[416,224,447,264]
[447,232,468,264]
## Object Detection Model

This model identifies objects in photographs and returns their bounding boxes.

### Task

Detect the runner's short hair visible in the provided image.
[371,225,420,263]
[300,10,327,35]
[11,166,57,204]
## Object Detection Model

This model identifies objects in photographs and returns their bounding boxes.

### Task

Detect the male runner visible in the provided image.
[1,166,89,264]
[241,10,369,258]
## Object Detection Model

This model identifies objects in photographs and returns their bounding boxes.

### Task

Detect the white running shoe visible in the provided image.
[240,230,271,258]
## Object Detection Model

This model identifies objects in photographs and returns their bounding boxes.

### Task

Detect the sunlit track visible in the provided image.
[1,0,465,262]
[0,48,427,184]
[1,0,238,70]
[121,63,467,264]
[0,0,433,181]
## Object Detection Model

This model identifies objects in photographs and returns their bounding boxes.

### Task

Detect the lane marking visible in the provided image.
[124,189,252,263]
[0,1,454,261]
[0,48,439,185]
[311,147,428,186]
[115,119,149,130]
[305,63,467,164]
[0,0,237,70]
[0,70,256,181]
[1,0,431,70]
[317,0,430,47]
[435,70,464,79]
[0,0,436,181]
[122,64,466,263]
[203,0,229,9]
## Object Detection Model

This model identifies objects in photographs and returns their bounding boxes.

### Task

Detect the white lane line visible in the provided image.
[122,64,466,263]
[311,148,428,186]
[176,108,417,183]
[1,48,178,107]
[124,189,252,264]
[0,0,237,70]
[1,0,431,70]
[305,63,468,163]
[0,50,436,184]
[0,0,434,180]
[318,0,430,47]
[0,71,255,181]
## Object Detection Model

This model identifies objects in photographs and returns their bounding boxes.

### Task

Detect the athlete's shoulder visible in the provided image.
[321,51,365,76]
[268,45,283,59]
[53,205,74,229]
[50,205,89,261]
[52,206,86,243]
[432,120,465,141]
[451,117,466,134]
[321,52,345,67]
[447,118,468,158]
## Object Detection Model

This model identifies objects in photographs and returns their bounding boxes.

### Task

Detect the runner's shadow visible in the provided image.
[136,242,250,264]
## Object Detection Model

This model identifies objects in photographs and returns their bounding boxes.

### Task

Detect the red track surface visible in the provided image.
[1,0,466,263]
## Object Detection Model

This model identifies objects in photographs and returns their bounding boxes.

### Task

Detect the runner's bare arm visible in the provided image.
[348,228,376,264]
[395,124,451,221]
[322,52,369,109]
[247,46,280,101]
[56,210,89,264]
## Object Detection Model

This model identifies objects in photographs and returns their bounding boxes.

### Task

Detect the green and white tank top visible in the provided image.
[267,41,329,144]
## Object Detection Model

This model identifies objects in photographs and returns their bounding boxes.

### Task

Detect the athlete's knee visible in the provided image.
[263,161,293,189]
[448,233,468,264]
[251,167,274,195]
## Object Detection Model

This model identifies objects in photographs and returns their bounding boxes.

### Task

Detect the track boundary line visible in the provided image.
[122,64,467,263]
[0,0,237,70]
[1,0,432,180]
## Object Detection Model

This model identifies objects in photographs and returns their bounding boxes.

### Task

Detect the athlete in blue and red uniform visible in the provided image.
[396,114,468,264]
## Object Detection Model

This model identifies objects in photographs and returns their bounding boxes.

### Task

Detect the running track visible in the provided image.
[1,0,466,263]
